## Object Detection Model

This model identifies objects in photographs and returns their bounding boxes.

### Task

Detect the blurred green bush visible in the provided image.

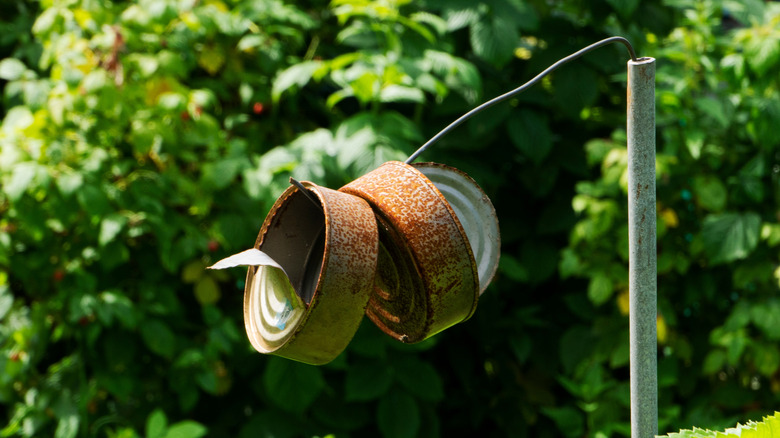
[0,0,778,437]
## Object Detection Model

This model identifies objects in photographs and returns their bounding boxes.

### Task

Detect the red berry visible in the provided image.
[208,240,219,252]
[9,352,20,361]
[78,316,90,326]
[180,111,190,121]
[52,269,65,282]
[252,102,264,114]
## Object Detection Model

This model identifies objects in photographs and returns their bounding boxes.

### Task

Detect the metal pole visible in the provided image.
[627,57,657,438]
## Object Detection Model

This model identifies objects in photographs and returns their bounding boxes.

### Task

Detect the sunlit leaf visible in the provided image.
[146,409,167,438]
[469,14,518,67]
[99,214,127,247]
[164,421,207,438]
[0,58,27,81]
[272,61,320,103]
[701,212,761,265]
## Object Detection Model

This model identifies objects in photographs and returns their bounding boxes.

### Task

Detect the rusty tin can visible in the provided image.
[340,161,480,343]
[413,163,500,295]
[244,182,378,365]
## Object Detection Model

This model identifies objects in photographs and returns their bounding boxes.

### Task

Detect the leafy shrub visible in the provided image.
[1,0,778,437]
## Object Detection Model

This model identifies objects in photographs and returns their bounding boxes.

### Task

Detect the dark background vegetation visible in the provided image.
[1,0,779,436]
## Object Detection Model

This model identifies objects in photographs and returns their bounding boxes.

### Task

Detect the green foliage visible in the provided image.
[563,0,780,435]
[1,0,779,437]
[658,411,780,438]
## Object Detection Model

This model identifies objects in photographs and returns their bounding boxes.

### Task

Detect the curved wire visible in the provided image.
[405,36,637,164]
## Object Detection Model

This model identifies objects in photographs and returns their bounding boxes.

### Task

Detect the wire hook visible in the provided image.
[405,36,637,164]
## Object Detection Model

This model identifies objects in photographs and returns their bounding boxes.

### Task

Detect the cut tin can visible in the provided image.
[341,161,498,343]
[243,182,378,365]
[413,163,500,295]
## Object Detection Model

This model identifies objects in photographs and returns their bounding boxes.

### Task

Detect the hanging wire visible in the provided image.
[405,36,637,164]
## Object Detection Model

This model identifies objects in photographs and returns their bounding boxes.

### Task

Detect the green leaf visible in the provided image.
[164,421,207,438]
[0,288,12,321]
[752,344,780,377]
[701,212,761,265]
[541,406,585,438]
[657,411,780,437]
[54,414,79,438]
[552,64,598,116]
[99,214,128,247]
[140,320,177,359]
[194,276,220,305]
[181,261,205,284]
[0,58,27,81]
[750,300,780,340]
[379,85,425,103]
[469,14,518,67]
[559,326,597,375]
[56,172,84,197]
[424,50,480,104]
[77,184,112,219]
[393,357,444,402]
[496,0,539,31]
[377,389,420,438]
[723,0,766,24]
[345,360,394,401]
[498,254,529,282]
[2,162,37,201]
[588,273,614,306]
[692,175,727,212]
[263,356,325,413]
[200,158,244,190]
[702,349,726,374]
[744,33,780,77]
[519,240,559,284]
[605,0,639,18]
[558,248,581,279]
[197,45,225,76]
[443,7,481,31]
[695,97,729,129]
[146,409,168,438]
[508,109,553,165]
[272,61,320,103]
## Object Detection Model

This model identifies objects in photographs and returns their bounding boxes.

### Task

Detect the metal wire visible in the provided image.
[405,36,637,164]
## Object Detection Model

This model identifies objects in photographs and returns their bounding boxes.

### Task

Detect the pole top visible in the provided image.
[628,57,655,66]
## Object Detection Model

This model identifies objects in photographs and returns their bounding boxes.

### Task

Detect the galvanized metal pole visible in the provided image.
[627,57,657,438]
